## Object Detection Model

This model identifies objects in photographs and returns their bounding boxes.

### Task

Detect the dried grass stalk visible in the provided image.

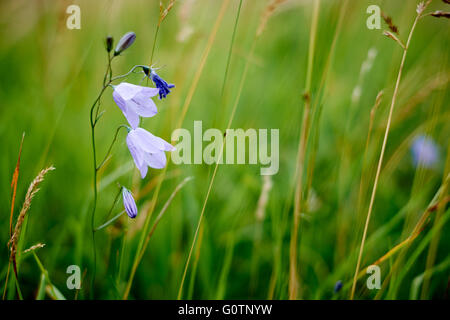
[430,10,450,18]
[256,0,287,37]
[159,0,176,26]
[23,243,46,254]
[381,11,399,34]
[8,166,55,269]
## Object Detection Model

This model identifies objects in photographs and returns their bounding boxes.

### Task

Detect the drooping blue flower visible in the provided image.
[410,135,440,169]
[150,70,175,100]
[122,187,138,218]
[334,280,343,293]
[126,127,175,178]
[112,82,159,129]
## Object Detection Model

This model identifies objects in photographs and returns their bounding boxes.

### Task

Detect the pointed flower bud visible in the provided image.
[122,187,138,218]
[106,36,114,53]
[114,32,136,56]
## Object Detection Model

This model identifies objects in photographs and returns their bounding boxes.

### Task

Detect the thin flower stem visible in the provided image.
[149,25,160,67]
[177,38,256,301]
[94,210,125,232]
[421,146,450,298]
[356,91,384,218]
[289,0,320,300]
[100,185,123,223]
[220,0,242,99]
[136,177,193,262]
[177,0,231,128]
[89,58,116,296]
[31,252,58,299]
[350,5,426,300]
[102,53,113,88]
[111,65,148,82]
[97,125,128,171]
[213,0,243,129]
[122,176,193,299]
[89,90,104,297]
[122,0,231,300]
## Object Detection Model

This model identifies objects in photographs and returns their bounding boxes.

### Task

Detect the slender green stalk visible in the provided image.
[289,0,320,300]
[97,125,128,171]
[89,84,109,296]
[350,3,428,299]
[177,38,256,300]
[123,176,193,299]
[88,55,125,296]
[181,0,244,298]
[221,0,242,100]
[123,0,231,300]
[214,0,243,129]
[95,211,125,232]
[421,144,450,298]
[356,91,384,221]
[31,252,58,299]
[149,25,160,67]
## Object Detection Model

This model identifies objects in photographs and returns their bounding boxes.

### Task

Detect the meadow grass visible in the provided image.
[0,0,449,300]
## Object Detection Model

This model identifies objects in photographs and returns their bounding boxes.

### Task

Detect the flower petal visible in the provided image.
[139,87,159,98]
[113,90,140,129]
[127,134,148,178]
[128,128,162,154]
[144,151,167,169]
[129,91,158,117]
[122,188,138,218]
[114,82,143,100]
[134,128,174,152]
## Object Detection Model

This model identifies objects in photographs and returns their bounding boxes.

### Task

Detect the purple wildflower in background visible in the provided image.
[410,135,440,169]
[126,128,175,178]
[334,280,343,293]
[150,70,175,100]
[112,83,159,129]
[114,32,136,56]
[122,187,138,218]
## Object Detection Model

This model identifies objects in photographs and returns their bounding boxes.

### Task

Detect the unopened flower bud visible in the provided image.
[122,187,138,218]
[106,36,114,53]
[114,32,136,56]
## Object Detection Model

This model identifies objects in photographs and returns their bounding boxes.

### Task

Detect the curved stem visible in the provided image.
[103,53,113,88]
[100,185,123,224]
[89,66,113,297]
[95,210,125,232]
[123,176,193,300]
[111,65,148,82]
[97,125,128,171]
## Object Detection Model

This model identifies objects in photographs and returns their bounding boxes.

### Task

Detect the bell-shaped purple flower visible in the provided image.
[411,135,440,169]
[150,70,175,100]
[126,128,175,178]
[112,82,159,129]
[122,187,138,218]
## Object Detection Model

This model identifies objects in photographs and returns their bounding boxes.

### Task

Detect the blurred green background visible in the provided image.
[0,0,449,299]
